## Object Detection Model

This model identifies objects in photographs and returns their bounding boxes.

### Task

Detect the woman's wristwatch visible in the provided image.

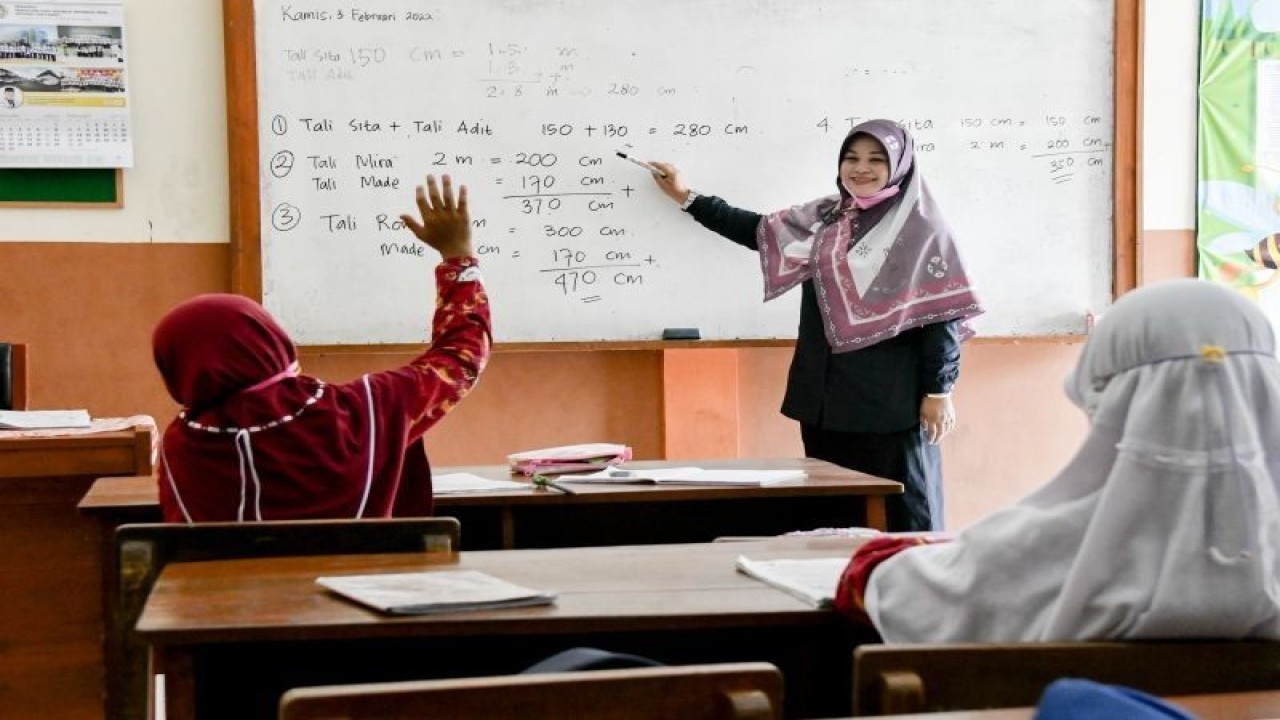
[680,190,701,211]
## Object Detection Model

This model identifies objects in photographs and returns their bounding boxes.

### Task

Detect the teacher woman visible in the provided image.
[649,119,982,531]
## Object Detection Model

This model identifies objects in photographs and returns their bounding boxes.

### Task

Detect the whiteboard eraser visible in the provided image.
[661,328,701,340]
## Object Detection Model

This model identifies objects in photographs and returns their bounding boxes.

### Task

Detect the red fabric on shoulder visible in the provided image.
[835,535,950,624]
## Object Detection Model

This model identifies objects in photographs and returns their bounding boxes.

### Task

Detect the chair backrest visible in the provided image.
[110,517,459,720]
[853,641,1280,716]
[279,662,784,720]
[0,342,27,410]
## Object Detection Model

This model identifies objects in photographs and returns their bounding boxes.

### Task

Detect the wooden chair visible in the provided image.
[279,662,784,720]
[111,517,459,720]
[853,641,1280,716]
[0,342,27,410]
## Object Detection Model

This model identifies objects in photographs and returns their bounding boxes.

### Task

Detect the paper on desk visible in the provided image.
[433,472,531,494]
[317,570,557,615]
[0,409,92,429]
[735,555,849,608]
[562,467,806,486]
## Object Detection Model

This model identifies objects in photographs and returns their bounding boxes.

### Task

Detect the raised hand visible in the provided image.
[399,174,473,260]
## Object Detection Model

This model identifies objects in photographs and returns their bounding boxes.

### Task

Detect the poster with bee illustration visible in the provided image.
[1199,0,1280,328]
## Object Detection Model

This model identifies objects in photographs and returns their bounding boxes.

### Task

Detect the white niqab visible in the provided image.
[866,279,1280,642]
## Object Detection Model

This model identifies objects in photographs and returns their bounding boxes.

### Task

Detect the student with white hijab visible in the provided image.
[835,278,1280,642]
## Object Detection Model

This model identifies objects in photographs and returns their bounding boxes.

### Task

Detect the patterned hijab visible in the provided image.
[865,280,1280,642]
[153,294,432,523]
[756,119,982,351]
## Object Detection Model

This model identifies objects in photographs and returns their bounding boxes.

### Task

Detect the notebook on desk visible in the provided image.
[562,467,807,487]
[317,570,557,615]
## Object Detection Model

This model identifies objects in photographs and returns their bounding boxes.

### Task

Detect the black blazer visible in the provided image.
[687,194,960,434]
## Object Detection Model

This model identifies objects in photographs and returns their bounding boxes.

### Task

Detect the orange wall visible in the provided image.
[2,229,1196,529]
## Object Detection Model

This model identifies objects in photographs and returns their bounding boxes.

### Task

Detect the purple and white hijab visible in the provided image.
[757,119,982,352]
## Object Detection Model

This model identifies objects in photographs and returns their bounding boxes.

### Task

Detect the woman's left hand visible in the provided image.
[919,395,956,445]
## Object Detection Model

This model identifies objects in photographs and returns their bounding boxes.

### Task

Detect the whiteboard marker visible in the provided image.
[615,151,667,178]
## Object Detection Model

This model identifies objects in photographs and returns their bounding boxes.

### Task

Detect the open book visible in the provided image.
[562,466,806,487]
[0,409,91,430]
[317,570,556,615]
[735,555,849,608]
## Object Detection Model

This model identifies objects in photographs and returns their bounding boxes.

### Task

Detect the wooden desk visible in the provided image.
[0,423,154,720]
[860,689,1280,719]
[136,536,874,720]
[79,457,900,549]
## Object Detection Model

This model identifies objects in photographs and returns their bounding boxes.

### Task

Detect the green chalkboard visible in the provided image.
[0,168,120,206]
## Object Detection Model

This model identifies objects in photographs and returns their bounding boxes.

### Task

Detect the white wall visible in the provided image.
[1,0,1198,242]
[1143,0,1200,231]
[1,0,229,243]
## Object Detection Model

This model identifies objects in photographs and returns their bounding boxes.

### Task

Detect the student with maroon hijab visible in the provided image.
[152,175,490,523]
[649,120,982,531]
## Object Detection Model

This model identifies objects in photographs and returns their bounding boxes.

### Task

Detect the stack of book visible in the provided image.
[506,443,632,476]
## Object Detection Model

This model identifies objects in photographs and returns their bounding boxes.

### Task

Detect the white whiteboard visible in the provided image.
[252,0,1116,345]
